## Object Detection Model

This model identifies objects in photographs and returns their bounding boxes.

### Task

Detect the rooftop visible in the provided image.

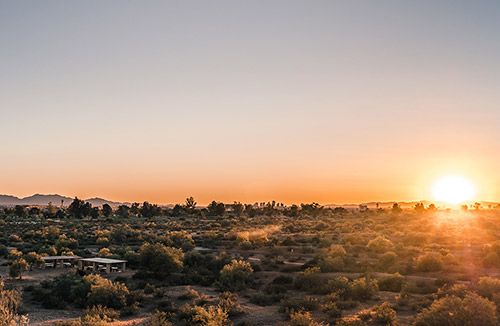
[79,257,127,264]
[42,255,81,260]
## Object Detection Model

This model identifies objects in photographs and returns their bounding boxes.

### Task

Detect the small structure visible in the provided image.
[78,258,127,274]
[42,255,81,269]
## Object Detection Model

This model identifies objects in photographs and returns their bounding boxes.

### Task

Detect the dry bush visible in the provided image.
[367,236,394,253]
[415,293,498,326]
[416,252,443,272]
[288,311,327,326]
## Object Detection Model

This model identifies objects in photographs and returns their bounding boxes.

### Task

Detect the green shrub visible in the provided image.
[367,236,393,253]
[79,305,119,326]
[139,243,184,276]
[319,256,344,272]
[146,310,172,326]
[280,296,320,313]
[351,277,378,301]
[293,267,323,292]
[218,292,244,316]
[436,283,469,299]
[378,273,405,292]
[193,305,229,326]
[250,293,279,306]
[288,311,327,326]
[9,259,28,279]
[219,260,253,291]
[478,276,500,300]
[324,276,352,299]
[84,275,129,309]
[322,301,342,319]
[377,252,398,272]
[415,293,498,326]
[416,253,443,272]
[178,286,200,301]
[358,302,397,325]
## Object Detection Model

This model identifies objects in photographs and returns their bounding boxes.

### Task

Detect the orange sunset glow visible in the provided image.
[3,3,500,326]
[1,1,499,206]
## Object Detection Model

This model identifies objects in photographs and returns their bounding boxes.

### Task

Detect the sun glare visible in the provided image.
[432,175,476,204]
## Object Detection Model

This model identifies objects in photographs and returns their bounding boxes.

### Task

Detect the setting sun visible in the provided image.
[432,175,476,204]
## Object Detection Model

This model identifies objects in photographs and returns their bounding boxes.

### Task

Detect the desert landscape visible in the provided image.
[2,200,500,325]
[1,1,499,325]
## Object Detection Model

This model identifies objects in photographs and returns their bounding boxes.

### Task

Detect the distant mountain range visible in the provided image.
[0,194,127,207]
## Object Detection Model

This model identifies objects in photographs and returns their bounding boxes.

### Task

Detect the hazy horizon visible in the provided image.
[1,192,498,208]
[2,1,500,204]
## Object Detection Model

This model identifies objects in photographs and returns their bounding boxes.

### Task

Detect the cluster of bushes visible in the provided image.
[0,282,29,326]
[54,305,120,326]
[293,268,379,301]
[335,302,397,326]
[146,288,244,326]
[181,250,233,286]
[28,272,132,311]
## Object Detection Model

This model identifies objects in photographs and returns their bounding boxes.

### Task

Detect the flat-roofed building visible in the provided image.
[42,255,81,268]
[78,257,127,273]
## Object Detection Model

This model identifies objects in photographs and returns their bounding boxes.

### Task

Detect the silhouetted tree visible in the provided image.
[90,207,100,219]
[232,202,244,217]
[184,196,197,213]
[102,204,113,217]
[207,201,225,217]
[130,202,140,216]
[301,202,323,217]
[140,202,161,218]
[68,197,92,219]
[116,205,130,218]
[414,203,425,212]
[391,203,402,213]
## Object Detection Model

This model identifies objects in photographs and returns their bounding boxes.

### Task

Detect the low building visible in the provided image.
[42,255,81,268]
[78,257,127,273]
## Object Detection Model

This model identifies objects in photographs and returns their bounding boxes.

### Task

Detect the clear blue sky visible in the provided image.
[1,1,500,204]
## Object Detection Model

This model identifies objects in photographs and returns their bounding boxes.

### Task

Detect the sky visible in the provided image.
[1,1,500,205]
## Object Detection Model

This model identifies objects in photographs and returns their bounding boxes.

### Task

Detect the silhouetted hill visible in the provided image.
[85,197,129,207]
[0,194,125,207]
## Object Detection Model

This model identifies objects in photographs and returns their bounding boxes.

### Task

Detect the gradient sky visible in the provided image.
[1,1,500,205]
